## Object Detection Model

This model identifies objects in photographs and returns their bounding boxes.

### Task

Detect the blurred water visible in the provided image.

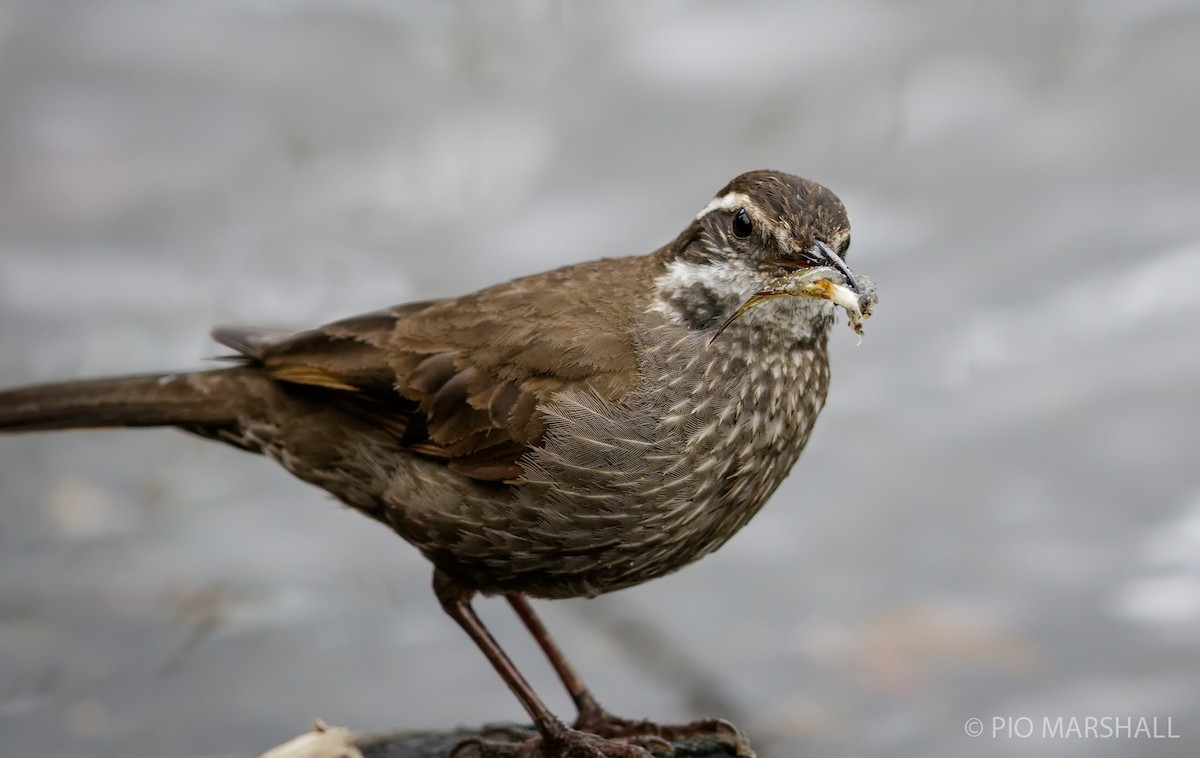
[1,2,1198,757]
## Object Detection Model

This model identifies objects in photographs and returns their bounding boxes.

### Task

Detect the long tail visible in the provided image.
[0,369,261,433]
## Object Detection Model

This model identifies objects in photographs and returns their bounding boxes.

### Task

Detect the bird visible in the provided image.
[0,169,876,757]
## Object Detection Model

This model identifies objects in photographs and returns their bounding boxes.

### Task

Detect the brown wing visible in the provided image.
[213,255,657,482]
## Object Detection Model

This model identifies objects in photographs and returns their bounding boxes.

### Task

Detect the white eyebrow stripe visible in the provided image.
[695,191,752,220]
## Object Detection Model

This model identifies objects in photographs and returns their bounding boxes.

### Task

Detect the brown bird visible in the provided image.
[0,170,876,757]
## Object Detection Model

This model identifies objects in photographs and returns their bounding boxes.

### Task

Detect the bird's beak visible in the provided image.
[810,241,862,295]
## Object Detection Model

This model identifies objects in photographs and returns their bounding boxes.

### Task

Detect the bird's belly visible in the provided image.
[390,336,829,599]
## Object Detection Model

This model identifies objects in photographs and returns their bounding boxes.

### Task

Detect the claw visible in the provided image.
[450,736,484,758]
[451,726,658,758]
[573,706,752,757]
[620,733,675,756]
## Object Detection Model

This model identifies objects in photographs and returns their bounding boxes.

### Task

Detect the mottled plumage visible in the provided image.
[0,170,869,757]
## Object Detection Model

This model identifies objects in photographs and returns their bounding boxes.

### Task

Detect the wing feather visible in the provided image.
[209,256,659,482]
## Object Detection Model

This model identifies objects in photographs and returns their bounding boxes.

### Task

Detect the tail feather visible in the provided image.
[0,370,255,433]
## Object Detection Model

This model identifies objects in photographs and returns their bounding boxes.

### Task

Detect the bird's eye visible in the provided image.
[732,209,753,238]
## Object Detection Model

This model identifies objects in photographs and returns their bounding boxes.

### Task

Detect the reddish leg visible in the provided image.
[433,571,654,757]
[506,594,751,755]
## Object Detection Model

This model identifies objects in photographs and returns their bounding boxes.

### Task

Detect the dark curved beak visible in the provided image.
[811,241,862,294]
[772,241,862,294]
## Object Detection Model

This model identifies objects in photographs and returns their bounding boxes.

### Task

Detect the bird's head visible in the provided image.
[653,170,875,341]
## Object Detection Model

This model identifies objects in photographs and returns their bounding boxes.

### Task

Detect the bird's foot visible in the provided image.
[451,721,663,758]
[574,701,753,757]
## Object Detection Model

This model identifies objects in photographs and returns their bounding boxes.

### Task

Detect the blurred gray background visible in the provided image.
[1,2,1198,757]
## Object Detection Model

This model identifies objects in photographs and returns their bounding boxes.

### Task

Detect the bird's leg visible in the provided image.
[433,572,655,758]
[506,594,751,756]
[504,594,598,719]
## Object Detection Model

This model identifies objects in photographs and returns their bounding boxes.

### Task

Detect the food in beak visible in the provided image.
[711,266,878,342]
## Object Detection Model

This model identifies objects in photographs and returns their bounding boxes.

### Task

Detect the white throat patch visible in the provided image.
[649,258,833,343]
[650,258,758,313]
